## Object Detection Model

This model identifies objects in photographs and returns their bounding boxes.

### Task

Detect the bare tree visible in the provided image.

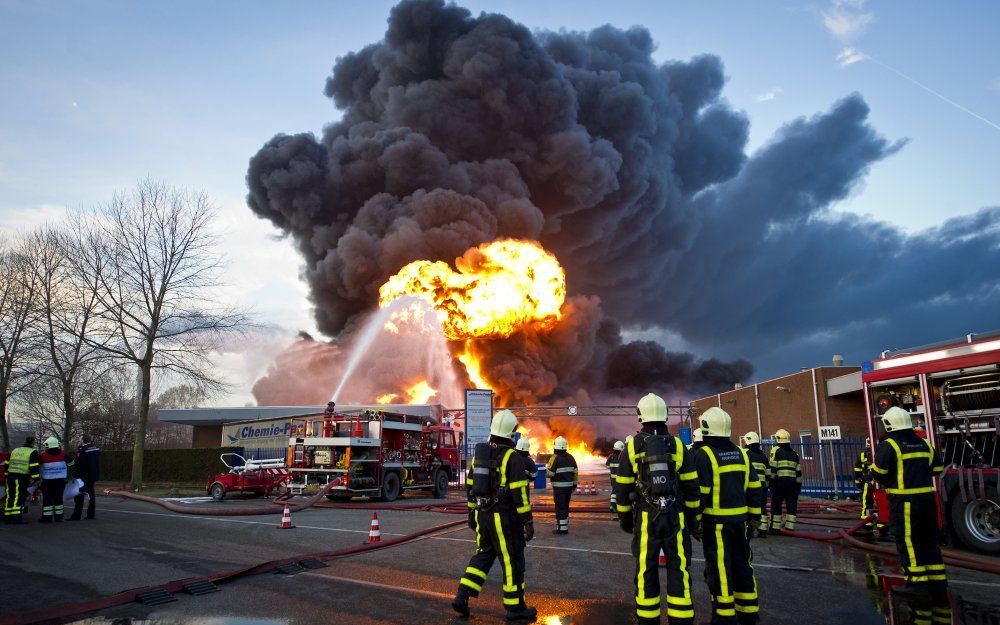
[0,236,44,449]
[73,180,248,488]
[24,226,106,445]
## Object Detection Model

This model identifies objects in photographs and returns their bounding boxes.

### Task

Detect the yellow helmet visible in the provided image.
[44,436,60,449]
[691,428,703,443]
[637,393,667,423]
[743,431,760,446]
[516,437,531,452]
[613,440,625,451]
[489,409,518,438]
[553,436,568,451]
[774,429,791,444]
[882,406,913,432]
[699,407,732,437]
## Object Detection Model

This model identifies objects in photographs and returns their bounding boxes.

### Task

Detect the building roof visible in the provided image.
[158,404,444,426]
[826,371,862,397]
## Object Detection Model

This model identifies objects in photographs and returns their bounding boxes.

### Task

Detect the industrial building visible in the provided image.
[690,359,866,444]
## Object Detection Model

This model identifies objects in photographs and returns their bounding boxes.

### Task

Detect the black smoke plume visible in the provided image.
[247,0,999,403]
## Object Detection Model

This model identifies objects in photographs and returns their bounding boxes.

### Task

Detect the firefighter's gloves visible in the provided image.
[689,520,703,542]
[619,515,634,534]
[468,512,477,532]
[524,521,535,542]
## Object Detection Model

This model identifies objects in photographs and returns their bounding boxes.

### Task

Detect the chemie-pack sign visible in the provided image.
[222,419,292,449]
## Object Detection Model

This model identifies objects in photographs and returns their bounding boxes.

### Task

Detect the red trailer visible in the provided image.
[862,331,1000,553]
[206,453,289,501]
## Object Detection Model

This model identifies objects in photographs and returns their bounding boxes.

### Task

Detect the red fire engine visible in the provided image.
[863,330,1000,553]
[286,408,460,502]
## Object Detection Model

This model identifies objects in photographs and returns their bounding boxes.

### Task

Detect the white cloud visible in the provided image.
[823,0,874,42]
[0,203,70,235]
[757,88,783,102]
[836,47,870,68]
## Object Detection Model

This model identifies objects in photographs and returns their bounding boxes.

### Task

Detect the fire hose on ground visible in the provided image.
[0,516,466,625]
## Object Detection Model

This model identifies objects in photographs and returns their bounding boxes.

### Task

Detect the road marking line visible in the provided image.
[302,572,454,600]
[102,507,1000,588]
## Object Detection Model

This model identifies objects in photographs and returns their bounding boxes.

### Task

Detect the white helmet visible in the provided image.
[489,409,518,438]
[882,406,913,433]
[516,438,531,452]
[613,440,625,451]
[699,407,732,437]
[691,428,703,443]
[44,436,60,449]
[625,434,634,443]
[743,432,760,446]
[637,393,667,423]
[553,436,568,451]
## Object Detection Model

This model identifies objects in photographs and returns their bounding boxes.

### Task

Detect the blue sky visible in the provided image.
[1,0,997,399]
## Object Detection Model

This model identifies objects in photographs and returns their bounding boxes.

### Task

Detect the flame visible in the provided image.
[519,428,606,465]
[376,393,399,404]
[378,239,566,391]
[404,380,437,404]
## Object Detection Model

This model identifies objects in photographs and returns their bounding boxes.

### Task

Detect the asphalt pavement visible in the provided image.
[2,485,999,625]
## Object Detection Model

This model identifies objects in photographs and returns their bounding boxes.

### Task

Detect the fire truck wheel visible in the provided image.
[210,483,226,501]
[380,471,401,502]
[951,494,1000,554]
[432,469,449,498]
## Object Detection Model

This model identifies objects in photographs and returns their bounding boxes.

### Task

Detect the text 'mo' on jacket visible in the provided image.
[613,423,701,517]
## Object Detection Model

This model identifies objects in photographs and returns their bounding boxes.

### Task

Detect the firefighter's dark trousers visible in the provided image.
[72,477,96,519]
[769,481,798,530]
[553,487,572,532]
[40,479,65,521]
[458,508,527,610]
[756,487,768,533]
[630,508,694,625]
[889,496,948,599]
[702,519,759,624]
[3,475,29,522]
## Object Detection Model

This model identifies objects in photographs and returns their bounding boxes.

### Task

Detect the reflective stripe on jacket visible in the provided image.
[546,451,578,489]
[8,447,39,478]
[41,449,69,479]
[695,442,763,519]
[872,431,943,498]
[769,445,802,484]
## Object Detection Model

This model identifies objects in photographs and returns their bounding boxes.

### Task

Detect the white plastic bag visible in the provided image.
[64,478,84,500]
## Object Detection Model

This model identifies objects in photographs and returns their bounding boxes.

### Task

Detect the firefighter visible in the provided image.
[768,429,801,533]
[695,408,762,624]
[615,393,701,625]
[854,439,885,538]
[871,407,950,624]
[546,436,577,535]
[516,438,537,484]
[742,432,770,538]
[689,428,704,451]
[606,440,624,513]
[3,436,40,524]
[38,437,73,523]
[69,434,100,520]
[453,409,536,622]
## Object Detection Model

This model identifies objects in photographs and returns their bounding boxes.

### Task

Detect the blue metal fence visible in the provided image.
[761,438,866,498]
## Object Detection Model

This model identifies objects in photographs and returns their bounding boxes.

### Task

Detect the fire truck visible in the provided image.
[285,408,460,502]
[863,331,1000,553]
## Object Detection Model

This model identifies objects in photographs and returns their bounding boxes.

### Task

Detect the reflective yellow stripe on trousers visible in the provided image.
[635,511,660,619]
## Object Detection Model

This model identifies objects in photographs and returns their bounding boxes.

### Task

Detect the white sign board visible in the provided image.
[464,389,494,458]
[819,425,842,441]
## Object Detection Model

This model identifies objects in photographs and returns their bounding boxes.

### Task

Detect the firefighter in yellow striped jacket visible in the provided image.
[615,393,701,625]
[742,432,770,537]
[872,407,950,624]
[453,410,536,622]
[768,429,801,532]
[695,408,763,624]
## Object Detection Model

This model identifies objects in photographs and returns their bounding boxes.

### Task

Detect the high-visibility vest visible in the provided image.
[8,447,36,475]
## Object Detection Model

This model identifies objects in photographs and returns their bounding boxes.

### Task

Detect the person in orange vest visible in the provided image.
[38,437,73,523]
[3,436,40,525]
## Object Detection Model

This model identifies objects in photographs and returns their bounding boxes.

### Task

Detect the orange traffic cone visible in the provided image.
[590,481,597,495]
[279,504,295,529]
[367,512,381,543]
[659,549,666,567]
